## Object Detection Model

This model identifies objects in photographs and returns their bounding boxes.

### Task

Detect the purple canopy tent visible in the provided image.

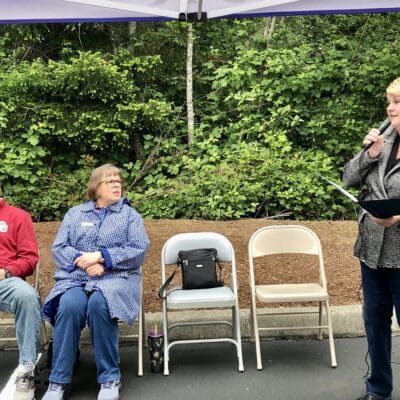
[1,0,400,25]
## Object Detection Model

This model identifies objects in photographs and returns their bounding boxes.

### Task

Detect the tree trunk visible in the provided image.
[106,24,117,54]
[263,17,277,47]
[131,130,144,162]
[127,22,136,52]
[186,23,195,145]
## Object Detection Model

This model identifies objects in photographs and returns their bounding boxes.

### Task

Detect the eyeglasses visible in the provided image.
[99,178,123,187]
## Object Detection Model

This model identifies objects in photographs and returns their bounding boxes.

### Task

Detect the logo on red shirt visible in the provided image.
[0,221,8,233]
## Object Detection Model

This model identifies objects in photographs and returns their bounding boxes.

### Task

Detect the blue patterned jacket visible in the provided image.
[43,198,150,325]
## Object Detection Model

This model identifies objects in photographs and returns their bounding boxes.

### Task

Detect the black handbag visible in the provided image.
[158,248,223,298]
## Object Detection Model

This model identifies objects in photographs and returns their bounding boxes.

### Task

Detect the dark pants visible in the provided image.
[361,262,400,400]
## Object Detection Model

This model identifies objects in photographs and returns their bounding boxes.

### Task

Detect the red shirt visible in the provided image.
[0,199,39,278]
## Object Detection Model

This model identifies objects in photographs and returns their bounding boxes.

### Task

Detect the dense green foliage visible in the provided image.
[1,14,400,220]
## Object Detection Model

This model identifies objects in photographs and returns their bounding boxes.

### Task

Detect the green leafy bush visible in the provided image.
[1,15,400,220]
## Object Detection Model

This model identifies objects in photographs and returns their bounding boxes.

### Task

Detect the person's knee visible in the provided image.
[58,289,87,315]
[87,292,114,327]
[13,283,40,311]
[364,303,393,330]
[87,291,108,313]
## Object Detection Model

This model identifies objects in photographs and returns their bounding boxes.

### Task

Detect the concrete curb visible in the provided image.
[1,304,399,349]
[119,304,373,340]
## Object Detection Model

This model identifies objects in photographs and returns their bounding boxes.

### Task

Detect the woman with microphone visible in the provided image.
[344,77,400,400]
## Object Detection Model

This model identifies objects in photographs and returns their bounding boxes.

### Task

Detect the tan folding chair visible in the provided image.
[0,261,49,348]
[160,232,244,375]
[118,278,146,376]
[248,225,337,370]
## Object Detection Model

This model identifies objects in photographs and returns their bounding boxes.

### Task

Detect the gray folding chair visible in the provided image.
[248,225,337,370]
[160,232,244,375]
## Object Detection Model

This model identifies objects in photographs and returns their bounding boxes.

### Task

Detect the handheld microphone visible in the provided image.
[364,119,391,150]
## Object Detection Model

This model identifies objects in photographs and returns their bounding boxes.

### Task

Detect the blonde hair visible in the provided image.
[87,164,122,200]
[386,77,400,96]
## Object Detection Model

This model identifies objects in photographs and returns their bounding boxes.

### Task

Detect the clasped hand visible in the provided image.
[74,252,105,277]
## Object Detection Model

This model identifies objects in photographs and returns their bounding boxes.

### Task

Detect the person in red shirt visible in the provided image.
[0,197,41,400]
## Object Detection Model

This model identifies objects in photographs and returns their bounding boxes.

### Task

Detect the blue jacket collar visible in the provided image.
[81,197,130,213]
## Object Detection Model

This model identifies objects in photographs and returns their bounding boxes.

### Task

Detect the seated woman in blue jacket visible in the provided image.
[42,164,150,400]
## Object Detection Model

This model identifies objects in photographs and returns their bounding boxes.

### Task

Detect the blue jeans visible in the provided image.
[361,262,400,400]
[49,287,120,384]
[0,277,41,366]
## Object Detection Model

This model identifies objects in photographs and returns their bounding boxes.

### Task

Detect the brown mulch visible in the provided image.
[34,219,361,313]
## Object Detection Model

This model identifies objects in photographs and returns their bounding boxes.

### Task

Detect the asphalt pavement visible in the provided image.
[1,336,400,400]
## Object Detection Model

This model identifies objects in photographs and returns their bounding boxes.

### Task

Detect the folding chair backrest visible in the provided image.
[249,225,326,289]
[249,225,320,257]
[162,232,234,265]
[33,260,40,292]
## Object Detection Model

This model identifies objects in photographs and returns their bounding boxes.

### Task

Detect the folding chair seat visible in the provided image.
[248,225,337,370]
[160,232,244,375]
[0,261,49,348]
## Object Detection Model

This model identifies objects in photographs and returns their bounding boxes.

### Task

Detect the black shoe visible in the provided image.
[355,395,384,400]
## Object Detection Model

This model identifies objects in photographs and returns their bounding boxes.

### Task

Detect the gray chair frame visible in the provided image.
[160,232,244,375]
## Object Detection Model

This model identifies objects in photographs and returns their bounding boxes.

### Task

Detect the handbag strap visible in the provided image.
[158,265,178,299]
[216,259,224,286]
